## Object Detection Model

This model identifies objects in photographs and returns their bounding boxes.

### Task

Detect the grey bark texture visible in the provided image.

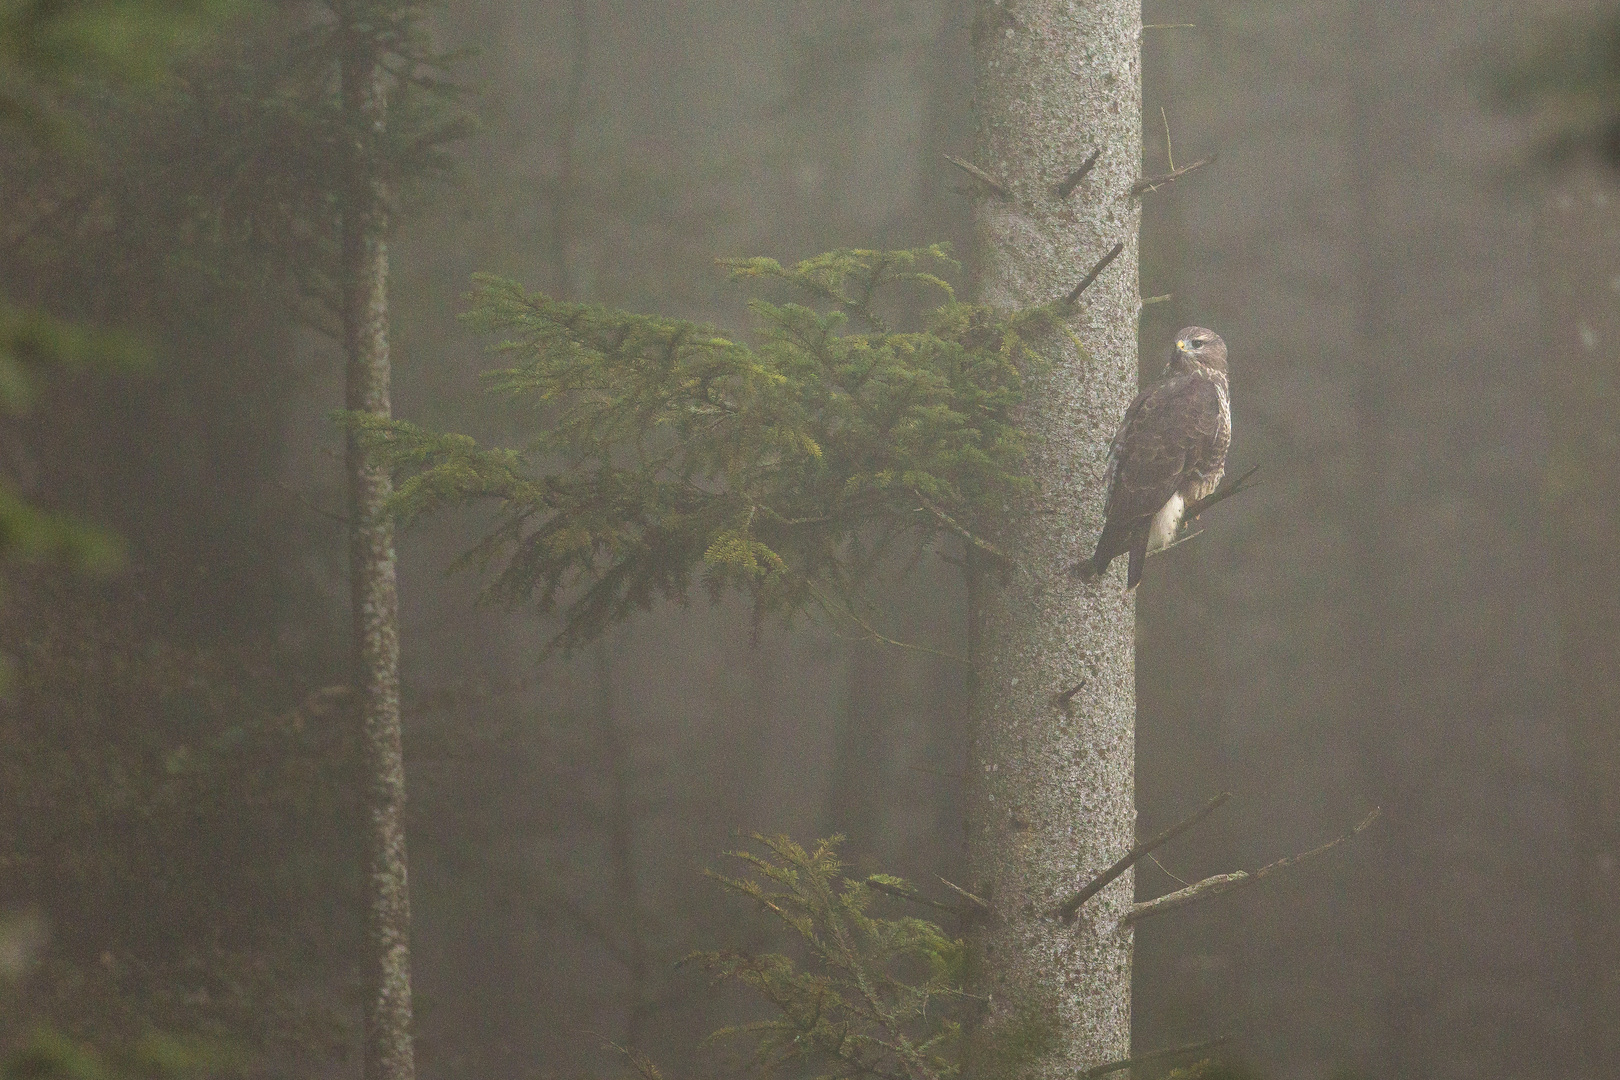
[965,1,1140,1075]
[340,28,415,1080]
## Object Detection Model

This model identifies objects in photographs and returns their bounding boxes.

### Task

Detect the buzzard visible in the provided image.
[1076,326,1231,590]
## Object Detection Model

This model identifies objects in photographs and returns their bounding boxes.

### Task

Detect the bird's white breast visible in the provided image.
[1147,492,1185,552]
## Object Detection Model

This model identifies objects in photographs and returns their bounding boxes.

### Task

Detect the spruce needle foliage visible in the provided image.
[355,246,1067,654]
[690,834,969,1080]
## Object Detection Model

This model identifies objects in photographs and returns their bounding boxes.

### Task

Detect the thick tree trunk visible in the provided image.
[1539,171,1620,1080]
[340,29,414,1080]
[965,2,1140,1074]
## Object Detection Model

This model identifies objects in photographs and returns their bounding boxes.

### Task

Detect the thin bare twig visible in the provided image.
[1065,241,1126,304]
[1130,154,1216,196]
[1055,148,1102,198]
[912,488,1014,568]
[1055,791,1232,919]
[864,877,966,914]
[942,154,1010,200]
[1182,463,1262,521]
[592,1034,665,1080]
[1145,528,1204,559]
[805,580,971,666]
[1143,22,1198,31]
[275,480,352,525]
[1083,1036,1232,1079]
[1123,807,1382,925]
[936,876,993,913]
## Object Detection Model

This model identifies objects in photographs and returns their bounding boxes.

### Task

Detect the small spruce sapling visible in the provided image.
[689,834,970,1080]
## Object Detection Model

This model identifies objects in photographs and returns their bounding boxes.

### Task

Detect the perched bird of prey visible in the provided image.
[1076,326,1231,590]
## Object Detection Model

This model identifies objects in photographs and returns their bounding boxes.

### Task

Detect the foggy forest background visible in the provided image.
[3,1,1620,1080]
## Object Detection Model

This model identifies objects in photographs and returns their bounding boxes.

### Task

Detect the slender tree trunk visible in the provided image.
[1344,4,1422,1075]
[340,26,414,1080]
[1539,170,1620,1080]
[594,637,652,1049]
[965,2,1140,1073]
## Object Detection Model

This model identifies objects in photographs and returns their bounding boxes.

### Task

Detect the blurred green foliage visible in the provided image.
[0,575,360,1062]
[0,0,239,135]
[355,246,1070,654]
[0,0,248,574]
[2,1026,244,1080]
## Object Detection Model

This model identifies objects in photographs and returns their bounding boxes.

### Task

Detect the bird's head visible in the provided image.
[1172,326,1227,373]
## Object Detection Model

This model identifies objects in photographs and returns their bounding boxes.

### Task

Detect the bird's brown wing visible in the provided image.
[1099,372,1226,536]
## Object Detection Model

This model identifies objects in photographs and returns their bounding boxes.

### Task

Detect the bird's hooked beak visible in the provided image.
[1174,338,1190,353]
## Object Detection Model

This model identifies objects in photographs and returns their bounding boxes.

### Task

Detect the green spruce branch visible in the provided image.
[353,246,1070,655]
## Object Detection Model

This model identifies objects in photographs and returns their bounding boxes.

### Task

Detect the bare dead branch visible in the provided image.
[1055,148,1102,198]
[912,488,1014,567]
[936,875,994,914]
[943,154,1011,200]
[1055,791,1232,920]
[1065,241,1126,304]
[863,877,966,915]
[1123,807,1382,926]
[1122,870,1250,924]
[1130,154,1216,196]
[1145,527,1204,560]
[1182,464,1261,521]
[1082,1035,1232,1079]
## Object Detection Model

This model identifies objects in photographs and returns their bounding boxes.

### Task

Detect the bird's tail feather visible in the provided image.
[1126,536,1147,591]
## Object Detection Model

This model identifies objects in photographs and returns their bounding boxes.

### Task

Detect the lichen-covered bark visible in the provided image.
[340,31,415,1080]
[965,1,1140,1075]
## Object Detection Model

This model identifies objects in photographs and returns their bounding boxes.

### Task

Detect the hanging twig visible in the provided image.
[1055,148,1102,198]
[1065,241,1126,304]
[1122,807,1382,925]
[912,488,1015,568]
[1054,791,1232,919]
[1082,1035,1232,1079]
[275,480,352,525]
[943,154,1011,200]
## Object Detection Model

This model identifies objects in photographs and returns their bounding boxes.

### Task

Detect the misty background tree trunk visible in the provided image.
[1344,3,1423,1076]
[1538,170,1620,1080]
[340,20,414,1080]
[593,637,653,1049]
[965,1,1140,1072]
